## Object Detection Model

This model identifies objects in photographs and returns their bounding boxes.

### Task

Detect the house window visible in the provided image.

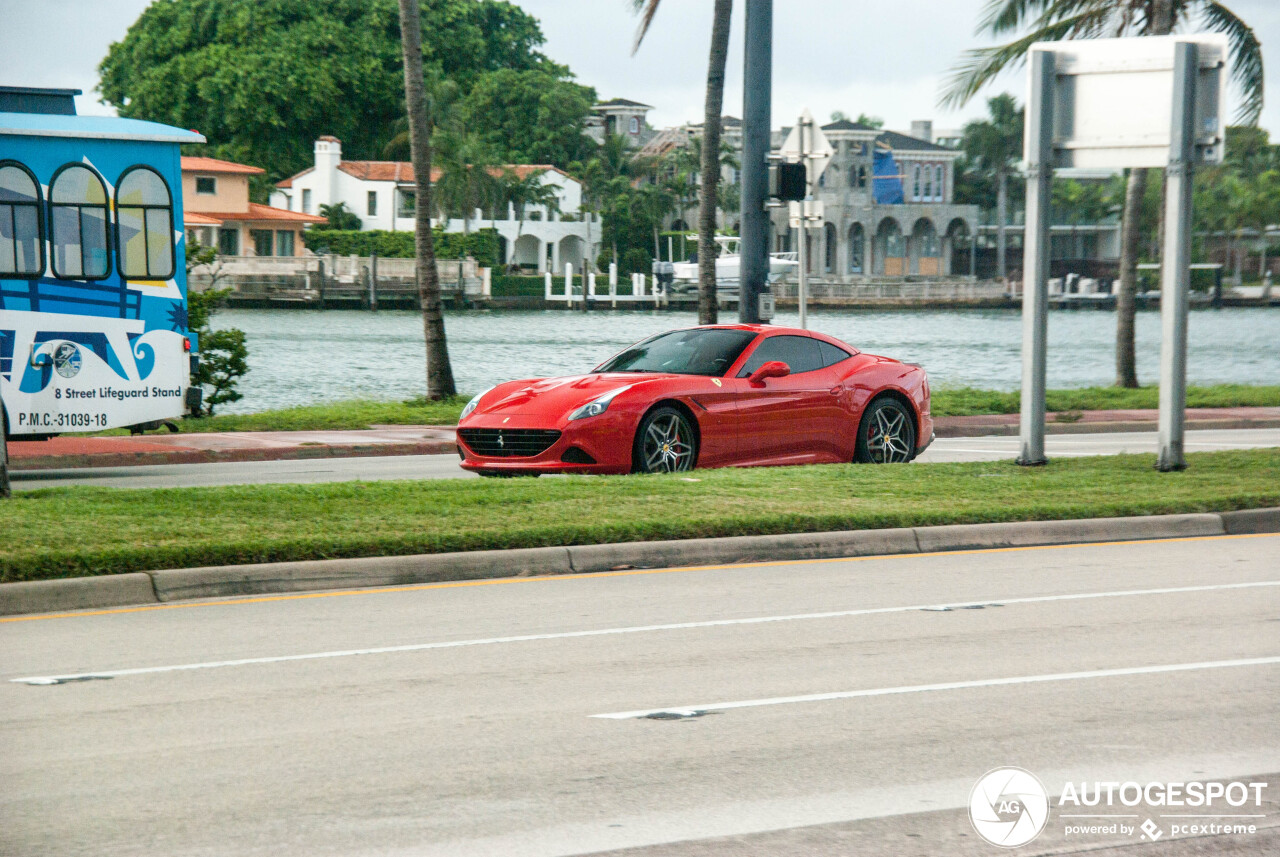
[116,166,175,280]
[302,189,312,214]
[217,228,239,256]
[367,191,378,217]
[629,116,639,134]
[912,166,921,201]
[195,176,216,195]
[50,163,111,280]
[935,165,945,201]
[275,230,295,256]
[251,229,274,256]
[397,188,415,218]
[0,161,44,277]
[923,165,933,202]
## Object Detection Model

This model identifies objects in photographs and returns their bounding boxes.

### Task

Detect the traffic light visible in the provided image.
[769,162,806,202]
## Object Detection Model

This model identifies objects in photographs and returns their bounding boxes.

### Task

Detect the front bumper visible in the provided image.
[457,412,634,475]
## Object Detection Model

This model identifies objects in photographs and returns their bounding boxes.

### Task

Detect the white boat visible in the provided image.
[670,236,798,294]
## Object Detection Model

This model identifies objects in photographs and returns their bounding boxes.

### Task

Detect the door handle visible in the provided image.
[829,386,842,395]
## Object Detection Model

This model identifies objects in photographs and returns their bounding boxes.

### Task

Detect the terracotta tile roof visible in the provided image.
[275,166,313,189]
[182,211,222,226]
[195,202,327,224]
[181,156,266,175]
[332,161,569,184]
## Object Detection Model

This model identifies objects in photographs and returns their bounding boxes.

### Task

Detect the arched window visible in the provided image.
[923,165,933,201]
[848,223,864,273]
[858,165,867,188]
[0,161,44,277]
[629,116,639,134]
[935,165,945,201]
[912,165,921,201]
[116,166,175,279]
[50,164,110,280]
[848,162,858,188]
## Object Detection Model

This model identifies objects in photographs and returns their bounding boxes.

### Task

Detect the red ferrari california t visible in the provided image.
[457,324,932,476]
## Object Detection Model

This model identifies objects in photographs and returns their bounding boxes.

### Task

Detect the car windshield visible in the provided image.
[594,329,758,376]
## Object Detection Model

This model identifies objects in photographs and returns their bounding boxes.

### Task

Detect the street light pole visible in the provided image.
[739,0,771,323]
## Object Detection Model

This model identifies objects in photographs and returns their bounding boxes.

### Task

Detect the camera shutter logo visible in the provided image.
[969,767,1050,848]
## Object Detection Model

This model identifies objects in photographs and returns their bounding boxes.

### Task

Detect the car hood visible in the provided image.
[471,373,680,417]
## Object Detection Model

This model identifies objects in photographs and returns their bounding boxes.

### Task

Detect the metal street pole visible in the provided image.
[1017,50,1055,466]
[739,0,771,323]
[798,112,810,329]
[1157,41,1197,472]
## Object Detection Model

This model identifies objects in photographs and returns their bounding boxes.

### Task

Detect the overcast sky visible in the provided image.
[1,0,1276,136]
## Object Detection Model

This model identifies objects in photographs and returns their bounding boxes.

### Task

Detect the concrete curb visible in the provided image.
[2,509,1276,617]
[11,440,459,471]
[934,417,1280,438]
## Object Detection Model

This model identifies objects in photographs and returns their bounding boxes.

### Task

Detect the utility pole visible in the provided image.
[739,0,771,323]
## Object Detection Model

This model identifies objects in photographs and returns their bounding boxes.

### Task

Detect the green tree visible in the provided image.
[961,93,1024,282]
[433,123,502,238]
[399,0,456,399]
[1052,178,1112,257]
[319,202,361,231]
[458,69,597,168]
[854,113,885,129]
[633,0,733,323]
[500,168,561,271]
[185,243,249,416]
[99,0,565,180]
[942,0,1265,389]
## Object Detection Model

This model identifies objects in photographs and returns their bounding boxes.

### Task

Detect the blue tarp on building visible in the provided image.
[872,147,904,204]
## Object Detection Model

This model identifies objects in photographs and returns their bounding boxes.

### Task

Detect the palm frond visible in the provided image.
[1202,2,1264,124]
[631,0,661,55]
[940,9,1108,108]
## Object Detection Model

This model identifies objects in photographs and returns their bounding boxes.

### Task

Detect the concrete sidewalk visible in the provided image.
[7,407,1280,470]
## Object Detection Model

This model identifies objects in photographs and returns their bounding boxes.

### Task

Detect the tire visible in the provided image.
[854,397,916,463]
[633,406,697,473]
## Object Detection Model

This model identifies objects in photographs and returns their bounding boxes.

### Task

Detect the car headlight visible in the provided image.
[568,385,632,421]
[460,386,494,420]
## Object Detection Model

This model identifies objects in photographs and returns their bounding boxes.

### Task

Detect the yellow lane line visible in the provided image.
[3,531,1276,625]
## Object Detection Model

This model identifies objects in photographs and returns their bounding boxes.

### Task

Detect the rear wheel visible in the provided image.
[634,407,697,473]
[855,398,916,463]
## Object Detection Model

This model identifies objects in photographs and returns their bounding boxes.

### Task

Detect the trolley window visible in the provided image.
[50,164,111,280]
[0,161,44,277]
[116,166,175,279]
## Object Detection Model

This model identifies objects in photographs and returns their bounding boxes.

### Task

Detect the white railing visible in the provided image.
[544,263,664,306]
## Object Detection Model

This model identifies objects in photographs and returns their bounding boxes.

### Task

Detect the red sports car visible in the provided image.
[457,324,932,476]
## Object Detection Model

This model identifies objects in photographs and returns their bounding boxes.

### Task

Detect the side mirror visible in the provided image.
[748,360,790,386]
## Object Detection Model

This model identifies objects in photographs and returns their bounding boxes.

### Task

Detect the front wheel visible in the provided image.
[855,398,916,463]
[634,407,697,473]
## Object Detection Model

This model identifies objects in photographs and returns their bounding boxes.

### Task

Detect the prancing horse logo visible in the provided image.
[497,433,504,448]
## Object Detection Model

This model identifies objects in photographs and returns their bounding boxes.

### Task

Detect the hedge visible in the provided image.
[304,228,499,268]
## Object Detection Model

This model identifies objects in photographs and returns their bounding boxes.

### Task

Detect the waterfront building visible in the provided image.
[182,156,325,257]
[269,137,597,273]
[585,98,656,148]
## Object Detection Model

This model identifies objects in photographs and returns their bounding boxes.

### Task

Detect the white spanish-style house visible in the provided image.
[269,137,598,273]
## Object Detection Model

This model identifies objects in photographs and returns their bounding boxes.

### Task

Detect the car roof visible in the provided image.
[687,323,855,348]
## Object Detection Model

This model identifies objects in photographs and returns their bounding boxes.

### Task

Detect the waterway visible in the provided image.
[211,307,1279,413]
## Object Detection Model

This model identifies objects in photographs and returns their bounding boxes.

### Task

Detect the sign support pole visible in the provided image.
[739,0,771,323]
[798,112,810,330]
[1157,41,1197,472]
[1018,50,1055,466]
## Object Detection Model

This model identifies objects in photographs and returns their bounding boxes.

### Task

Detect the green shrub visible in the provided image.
[304,228,499,268]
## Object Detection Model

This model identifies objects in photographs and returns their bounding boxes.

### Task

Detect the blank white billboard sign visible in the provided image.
[1027,34,1228,169]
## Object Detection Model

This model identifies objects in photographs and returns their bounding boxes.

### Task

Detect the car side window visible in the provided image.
[738,335,824,377]
[819,340,853,367]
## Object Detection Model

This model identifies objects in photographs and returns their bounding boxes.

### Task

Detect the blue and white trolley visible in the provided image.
[0,87,204,437]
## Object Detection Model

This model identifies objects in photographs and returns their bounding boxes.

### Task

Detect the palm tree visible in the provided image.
[633,0,732,324]
[961,94,1023,282]
[433,124,501,239]
[501,168,561,272]
[397,0,455,399]
[942,0,1264,388]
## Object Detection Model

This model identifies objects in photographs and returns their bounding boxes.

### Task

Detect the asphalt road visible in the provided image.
[2,534,1277,856]
[10,427,1280,489]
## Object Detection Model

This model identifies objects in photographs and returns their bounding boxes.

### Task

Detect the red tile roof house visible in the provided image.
[181,156,325,257]
[269,136,598,274]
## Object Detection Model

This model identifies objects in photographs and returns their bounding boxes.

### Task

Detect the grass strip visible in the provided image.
[81,384,1280,435]
[3,449,1277,582]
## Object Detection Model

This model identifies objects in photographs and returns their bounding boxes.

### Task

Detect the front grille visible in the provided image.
[458,428,561,458]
